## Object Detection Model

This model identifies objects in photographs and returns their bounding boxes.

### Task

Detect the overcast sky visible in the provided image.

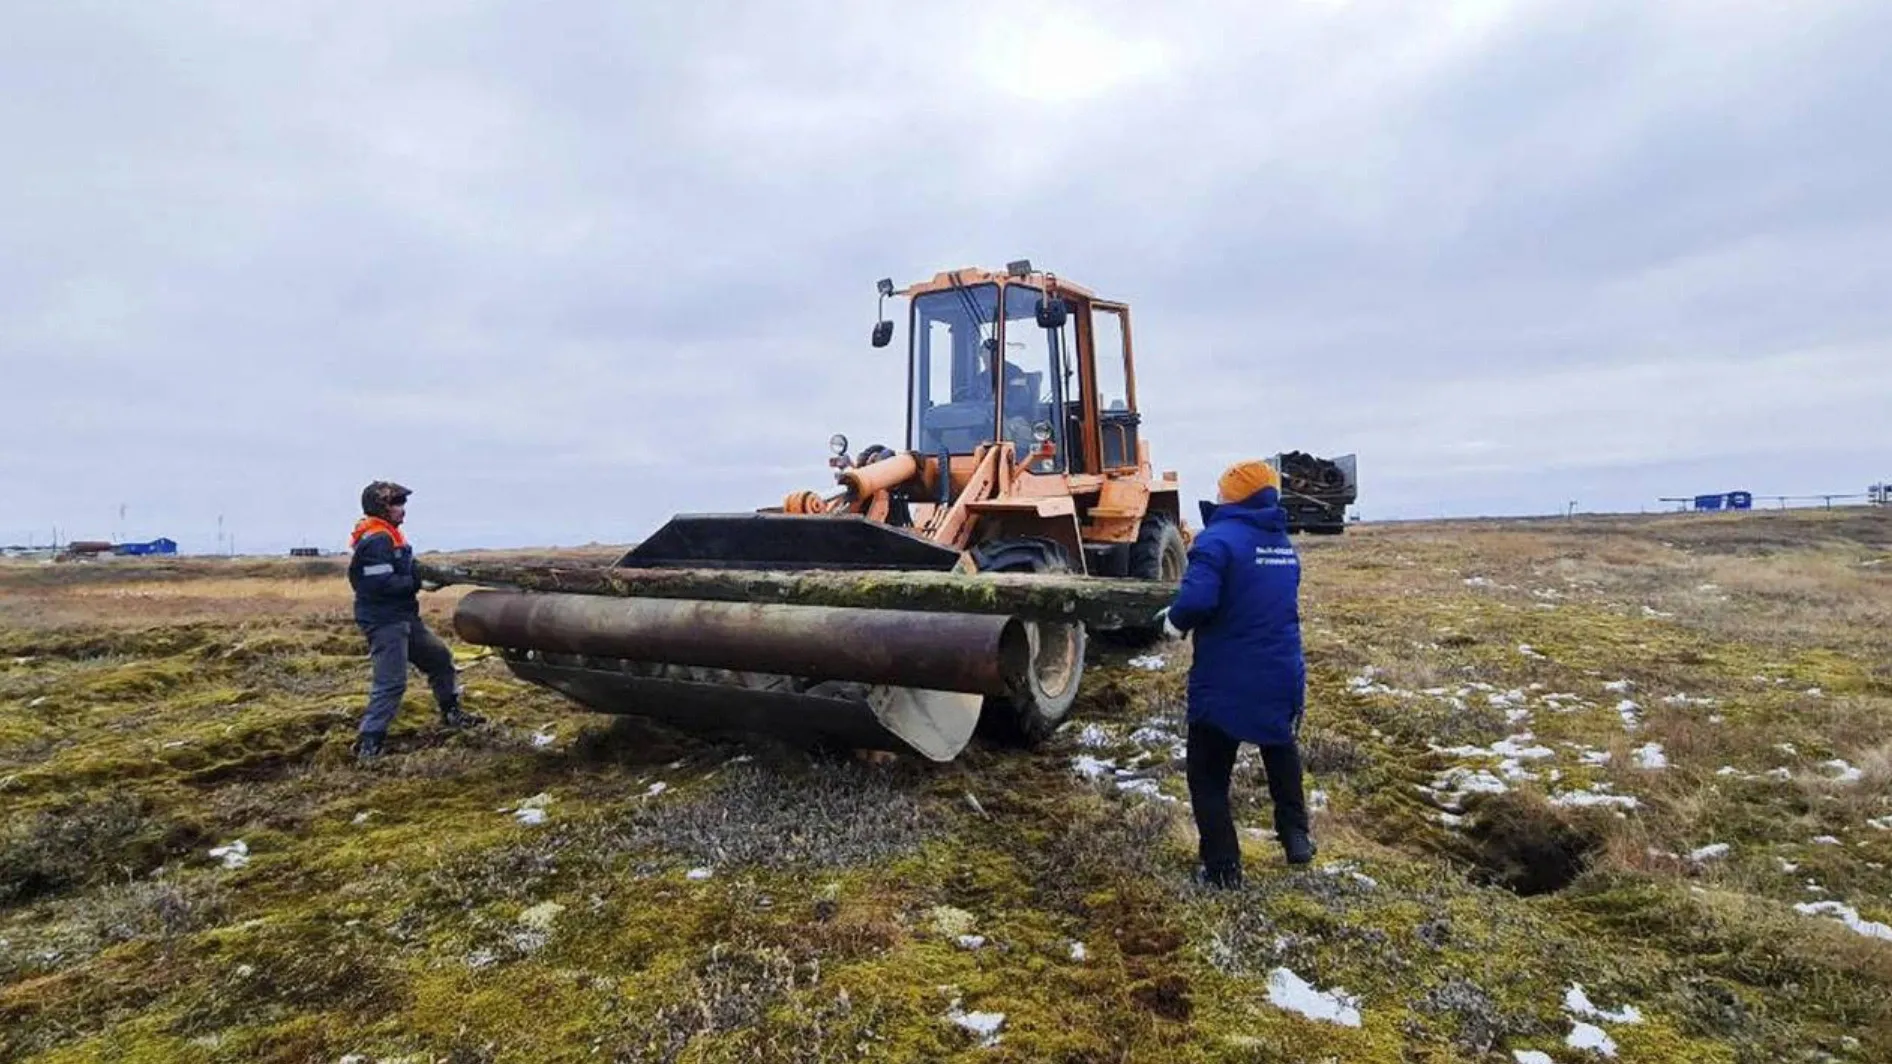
[3,1,1888,554]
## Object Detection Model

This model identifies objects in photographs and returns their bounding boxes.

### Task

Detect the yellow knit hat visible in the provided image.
[1217,459,1281,504]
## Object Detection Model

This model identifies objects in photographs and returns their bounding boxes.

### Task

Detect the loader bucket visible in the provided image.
[617,512,965,572]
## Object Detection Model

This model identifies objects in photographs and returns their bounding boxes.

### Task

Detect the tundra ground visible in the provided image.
[2,509,1888,1063]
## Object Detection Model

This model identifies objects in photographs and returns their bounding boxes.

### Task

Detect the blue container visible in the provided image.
[1693,494,1725,511]
[1726,491,1753,510]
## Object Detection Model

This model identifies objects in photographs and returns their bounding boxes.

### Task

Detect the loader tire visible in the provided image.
[1106,517,1188,649]
[970,537,1086,746]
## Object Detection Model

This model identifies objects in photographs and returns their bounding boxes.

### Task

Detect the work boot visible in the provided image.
[439,705,486,729]
[1282,830,1317,866]
[1194,864,1244,891]
[353,731,386,763]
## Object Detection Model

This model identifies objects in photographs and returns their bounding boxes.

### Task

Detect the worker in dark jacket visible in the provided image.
[348,480,483,761]
[1155,459,1313,887]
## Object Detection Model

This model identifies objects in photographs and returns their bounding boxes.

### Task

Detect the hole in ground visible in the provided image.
[1461,791,1609,896]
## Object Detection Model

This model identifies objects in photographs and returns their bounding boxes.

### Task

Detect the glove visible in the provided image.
[1154,607,1185,641]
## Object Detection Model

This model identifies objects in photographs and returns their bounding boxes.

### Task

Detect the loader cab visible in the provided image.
[900,268,1141,478]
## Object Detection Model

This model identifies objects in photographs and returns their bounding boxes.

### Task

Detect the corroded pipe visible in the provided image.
[452,589,1018,696]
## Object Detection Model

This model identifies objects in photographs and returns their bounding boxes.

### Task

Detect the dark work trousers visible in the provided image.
[1185,718,1309,877]
[360,619,459,737]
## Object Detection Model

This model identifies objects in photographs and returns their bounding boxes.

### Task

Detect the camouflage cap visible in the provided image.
[360,480,412,517]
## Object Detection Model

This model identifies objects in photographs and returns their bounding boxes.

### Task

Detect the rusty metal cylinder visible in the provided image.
[453,589,1018,696]
[839,451,920,499]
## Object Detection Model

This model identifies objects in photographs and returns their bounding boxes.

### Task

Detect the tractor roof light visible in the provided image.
[829,433,850,456]
[1006,259,1032,277]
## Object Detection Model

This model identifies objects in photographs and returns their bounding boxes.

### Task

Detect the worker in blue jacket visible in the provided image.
[348,481,483,761]
[1155,459,1314,887]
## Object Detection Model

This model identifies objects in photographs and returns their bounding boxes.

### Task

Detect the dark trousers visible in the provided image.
[1185,719,1308,876]
[360,619,459,737]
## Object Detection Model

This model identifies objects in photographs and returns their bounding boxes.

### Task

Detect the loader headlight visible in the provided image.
[829,433,849,456]
[1030,421,1053,443]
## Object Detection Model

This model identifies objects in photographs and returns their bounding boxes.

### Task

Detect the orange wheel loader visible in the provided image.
[449,261,1191,761]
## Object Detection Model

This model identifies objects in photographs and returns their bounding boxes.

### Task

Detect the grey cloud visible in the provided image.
[3,0,1888,552]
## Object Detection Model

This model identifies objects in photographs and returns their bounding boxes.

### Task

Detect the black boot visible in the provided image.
[1282,830,1317,866]
[1194,863,1244,891]
[353,731,386,763]
[439,705,486,729]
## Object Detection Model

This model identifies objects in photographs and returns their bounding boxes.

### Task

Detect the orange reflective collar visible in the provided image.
[350,516,408,549]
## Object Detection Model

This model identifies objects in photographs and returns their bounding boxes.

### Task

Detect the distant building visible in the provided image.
[113,538,178,556]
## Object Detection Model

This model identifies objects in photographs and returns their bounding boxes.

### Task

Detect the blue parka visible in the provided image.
[1165,488,1307,746]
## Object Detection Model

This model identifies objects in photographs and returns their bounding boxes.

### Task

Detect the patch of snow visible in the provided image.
[1766,767,1793,781]
[1438,811,1467,828]
[1265,967,1362,1027]
[1868,817,1892,832]
[1075,723,1113,749]
[956,934,987,950]
[1127,655,1167,671]
[514,808,547,826]
[1715,766,1742,777]
[1632,743,1669,770]
[1550,791,1641,811]
[1642,606,1673,619]
[1688,843,1730,862]
[1308,789,1330,812]
[1070,755,1116,779]
[1498,759,1540,782]
[686,866,714,881]
[947,1007,1006,1047]
[351,811,375,825]
[1663,693,1718,708]
[1432,767,1510,801]
[1778,858,1800,873]
[1116,778,1176,802]
[1567,1021,1618,1056]
[644,781,669,798]
[1565,983,1644,1024]
[1616,700,1642,730]
[1506,707,1533,725]
[1708,714,1725,724]
[1514,1052,1555,1064]
[1775,743,1798,756]
[1820,759,1863,783]
[1069,941,1088,962]
[1794,901,1892,941]
[1126,725,1174,748]
[1812,835,1842,845]
[1580,750,1613,766]
[1804,687,1824,697]
[1494,734,1556,760]
[1602,679,1634,693]
[209,840,249,870]
[1517,644,1546,659]
[1464,576,1496,587]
